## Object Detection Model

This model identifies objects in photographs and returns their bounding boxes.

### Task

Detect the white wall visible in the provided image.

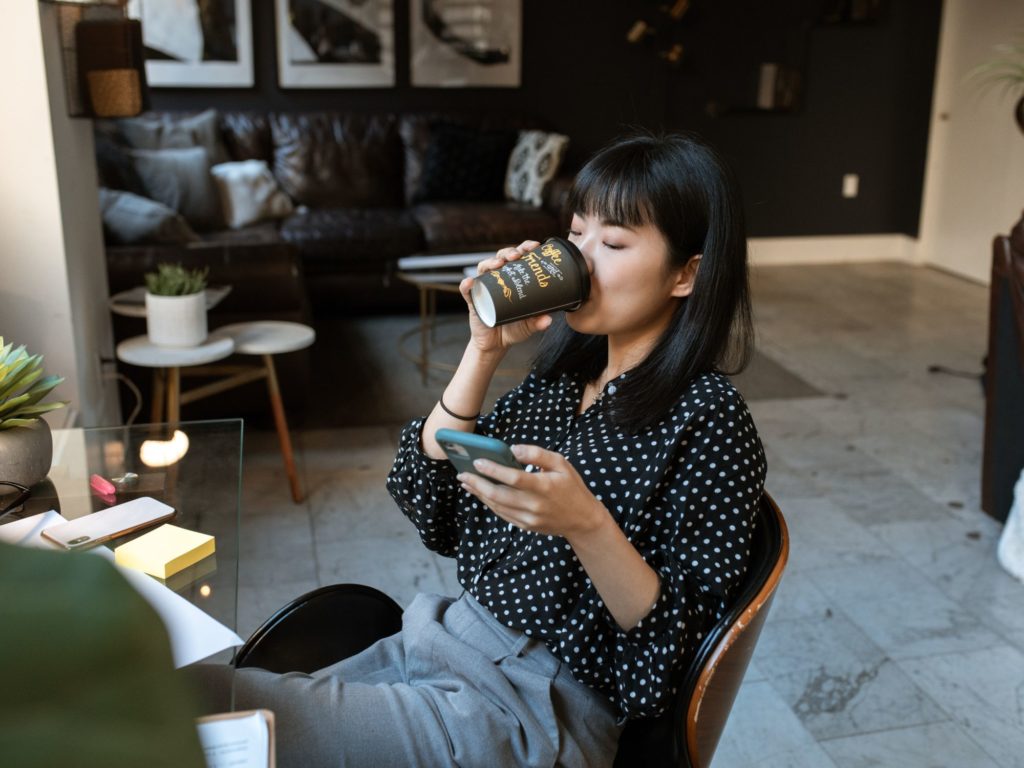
[918,0,1024,285]
[0,3,118,427]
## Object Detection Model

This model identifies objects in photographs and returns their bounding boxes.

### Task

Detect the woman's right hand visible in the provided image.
[460,240,553,355]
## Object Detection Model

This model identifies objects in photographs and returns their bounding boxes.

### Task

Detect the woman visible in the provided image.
[197,132,766,768]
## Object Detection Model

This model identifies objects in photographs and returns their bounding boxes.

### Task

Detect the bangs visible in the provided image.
[567,152,654,228]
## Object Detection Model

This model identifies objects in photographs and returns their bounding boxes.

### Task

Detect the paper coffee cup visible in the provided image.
[470,237,590,328]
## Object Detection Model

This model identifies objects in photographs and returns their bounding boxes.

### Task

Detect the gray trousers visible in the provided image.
[193,592,621,768]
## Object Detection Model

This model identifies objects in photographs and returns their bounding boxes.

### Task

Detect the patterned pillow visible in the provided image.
[504,130,570,207]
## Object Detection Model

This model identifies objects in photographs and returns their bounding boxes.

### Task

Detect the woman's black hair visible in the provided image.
[532,131,754,434]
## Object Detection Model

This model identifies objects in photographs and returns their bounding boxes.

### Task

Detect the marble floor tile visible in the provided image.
[298,427,398,471]
[763,568,835,623]
[238,506,316,588]
[780,497,898,572]
[433,552,461,595]
[820,469,957,527]
[713,681,839,768]
[820,721,1000,768]
[308,468,408,542]
[811,559,1003,660]
[754,610,945,739]
[868,514,1009,606]
[315,535,449,608]
[898,645,1024,768]
[236,576,322,641]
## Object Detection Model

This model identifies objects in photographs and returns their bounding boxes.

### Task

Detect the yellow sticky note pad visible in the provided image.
[114,524,215,579]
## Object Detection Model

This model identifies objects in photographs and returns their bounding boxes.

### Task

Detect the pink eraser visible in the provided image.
[90,473,116,496]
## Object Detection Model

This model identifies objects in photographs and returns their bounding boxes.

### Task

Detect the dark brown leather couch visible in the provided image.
[982,212,1024,521]
[102,110,571,313]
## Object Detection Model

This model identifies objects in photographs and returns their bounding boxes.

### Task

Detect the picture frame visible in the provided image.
[126,0,254,88]
[410,0,521,88]
[275,0,395,88]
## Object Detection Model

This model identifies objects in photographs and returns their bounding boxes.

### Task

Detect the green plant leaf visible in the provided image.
[144,262,208,296]
[5,402,67,418]
[0,358,42,402]
[16,375,64,409]
[0,418,41,430]
[0,340,65,422]
[0,392,32,416]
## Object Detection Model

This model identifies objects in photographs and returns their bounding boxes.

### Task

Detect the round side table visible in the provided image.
[217,322,316,504]
[116,332,236,424]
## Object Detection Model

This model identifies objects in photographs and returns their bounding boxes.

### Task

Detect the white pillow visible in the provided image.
[504,130,570,207]
[210,160,294,229]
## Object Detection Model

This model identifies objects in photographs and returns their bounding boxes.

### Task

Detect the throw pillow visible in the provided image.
[129,146,224,231]
[413,122,517,203]
[93,130,148,197]
[505,130,570,207]
[97,187,199,245]
[210,160,294,229]
[119,108,230,165]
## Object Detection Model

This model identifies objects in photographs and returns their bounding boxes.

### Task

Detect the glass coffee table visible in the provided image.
[17,419,244,632]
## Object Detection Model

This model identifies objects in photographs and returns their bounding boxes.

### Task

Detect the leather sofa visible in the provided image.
[100,110,572,313]
[982,212,1024,521]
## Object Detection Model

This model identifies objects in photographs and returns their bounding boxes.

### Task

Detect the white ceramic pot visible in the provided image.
[0,418,53,488]
[146,291,208,347]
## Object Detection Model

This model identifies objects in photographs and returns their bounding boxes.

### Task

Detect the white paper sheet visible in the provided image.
[0,511,243,667]
[197,712,269,768]
[0,510,67,548]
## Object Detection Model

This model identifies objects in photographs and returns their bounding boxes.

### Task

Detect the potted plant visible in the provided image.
[0,337,67,488]
[144,263,209,347]
[971,41,1024,133]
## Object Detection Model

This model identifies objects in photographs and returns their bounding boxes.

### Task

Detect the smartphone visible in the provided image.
[41,496,176,550]
[435,429,524,482]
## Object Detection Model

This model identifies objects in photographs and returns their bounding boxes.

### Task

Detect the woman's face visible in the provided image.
[565,212,695,341]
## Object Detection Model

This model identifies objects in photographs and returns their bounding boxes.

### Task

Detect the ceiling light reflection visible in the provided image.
[139,430,189,468]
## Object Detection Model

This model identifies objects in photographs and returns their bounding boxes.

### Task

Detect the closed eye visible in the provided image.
[603,242,624,250]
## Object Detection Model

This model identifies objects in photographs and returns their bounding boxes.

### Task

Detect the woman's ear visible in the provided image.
[670,254,702,298]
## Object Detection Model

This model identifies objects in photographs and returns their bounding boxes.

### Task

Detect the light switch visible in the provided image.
[842,174,859,198]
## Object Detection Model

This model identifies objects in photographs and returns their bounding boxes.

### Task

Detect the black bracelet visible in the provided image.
[439,394,479,421]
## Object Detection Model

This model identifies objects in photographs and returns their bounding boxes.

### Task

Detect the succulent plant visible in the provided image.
[0,337,67,430]
[144,263,209,297]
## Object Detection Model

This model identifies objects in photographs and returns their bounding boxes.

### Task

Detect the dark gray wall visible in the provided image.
[151,0,942,237]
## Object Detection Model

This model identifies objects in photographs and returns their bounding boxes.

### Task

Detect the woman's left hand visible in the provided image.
[457,444,608,539]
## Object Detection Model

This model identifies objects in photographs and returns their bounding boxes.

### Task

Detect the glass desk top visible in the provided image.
[18,419,243,633]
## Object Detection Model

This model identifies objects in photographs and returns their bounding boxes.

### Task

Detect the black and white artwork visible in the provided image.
[410,0,520,87]
[127,0,253,87]
[276,0,395,88]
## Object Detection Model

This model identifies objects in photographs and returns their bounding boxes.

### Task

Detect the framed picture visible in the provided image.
[275,0,395,88]
[126,0,254,87]
[410,0,521,88]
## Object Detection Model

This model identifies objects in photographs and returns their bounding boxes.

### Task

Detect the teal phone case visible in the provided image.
[435,429,524,480]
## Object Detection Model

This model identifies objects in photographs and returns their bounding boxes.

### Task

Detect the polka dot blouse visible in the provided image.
[386,370,766,721]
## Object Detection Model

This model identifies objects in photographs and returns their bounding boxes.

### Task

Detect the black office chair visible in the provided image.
[234,494,789,767]
[233,583,403,674]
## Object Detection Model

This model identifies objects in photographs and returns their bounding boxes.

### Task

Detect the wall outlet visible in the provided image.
[842,173,859,198]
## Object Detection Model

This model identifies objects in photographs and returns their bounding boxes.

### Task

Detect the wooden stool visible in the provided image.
[116,331,236,425]
[215,322,316,504]
[116,321,316,503]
